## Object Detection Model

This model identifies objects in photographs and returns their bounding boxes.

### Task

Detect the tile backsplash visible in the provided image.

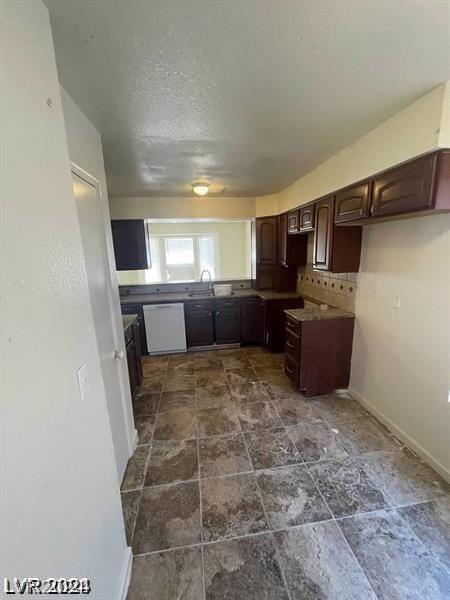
[297,234,359,313]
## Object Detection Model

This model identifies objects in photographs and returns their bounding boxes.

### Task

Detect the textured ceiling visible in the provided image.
[46,0,450,198]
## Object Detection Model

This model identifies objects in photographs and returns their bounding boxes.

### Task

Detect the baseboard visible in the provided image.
[131,427,138,452]
[117,546,133,600]
[348,386,450,483]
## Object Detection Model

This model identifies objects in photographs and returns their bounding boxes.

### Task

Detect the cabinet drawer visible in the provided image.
[285,315,300,335]
[287,210,299,233]
[184,299,214,312]
[121,303,143,315]
[285,328,299,361]
[284,354,299,386]
[214,298,241,310]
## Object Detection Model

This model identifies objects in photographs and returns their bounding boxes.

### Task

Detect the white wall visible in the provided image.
[110,195,256,220]
[350,215,450,478]
[60,86,136,477]
[1,1,130,597]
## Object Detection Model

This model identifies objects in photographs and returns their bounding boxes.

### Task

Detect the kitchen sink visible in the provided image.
[188,291,214,297]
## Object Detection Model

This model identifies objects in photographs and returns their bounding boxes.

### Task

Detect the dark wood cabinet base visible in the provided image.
[285,316,355,397]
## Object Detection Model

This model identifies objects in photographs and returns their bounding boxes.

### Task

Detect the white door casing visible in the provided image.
[72,167,135,482]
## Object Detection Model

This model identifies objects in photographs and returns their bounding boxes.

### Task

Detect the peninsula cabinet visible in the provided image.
[334,182,371,223]
[313,196,362,272]
[284,313,355,397]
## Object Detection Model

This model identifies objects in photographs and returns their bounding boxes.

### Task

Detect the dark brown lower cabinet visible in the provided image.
[284,315,355,397]
[241,297,265,343]
[121,303,147,354]
[185,307,214,347]
[215,300,241,344]
[124,318,143,401]
[264,298,303,353]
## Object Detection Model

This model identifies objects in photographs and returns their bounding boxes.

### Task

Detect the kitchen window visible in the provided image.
[144,232,219,283]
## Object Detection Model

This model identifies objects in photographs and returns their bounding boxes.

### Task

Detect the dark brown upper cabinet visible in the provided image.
[256,216,278,264]
[313,197,334,271]
[335,182,371,223]
[372,154,437,218]
[287,210,299,233]
[299,204,315,232]
[111,219,150,271]
[278,214,307,267]
[313,196,362,272]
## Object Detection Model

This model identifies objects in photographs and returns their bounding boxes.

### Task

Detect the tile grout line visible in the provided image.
[303,454,380,600]
[195,390,207,600]
[240,417,295,600]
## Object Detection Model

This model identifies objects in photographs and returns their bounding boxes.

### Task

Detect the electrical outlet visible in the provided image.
[76,363,89,399]
[393,295,401,309]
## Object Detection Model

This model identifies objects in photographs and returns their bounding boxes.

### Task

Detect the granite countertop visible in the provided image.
[285,307,355,322]
[122,314,138,330]
[120,288,302,304]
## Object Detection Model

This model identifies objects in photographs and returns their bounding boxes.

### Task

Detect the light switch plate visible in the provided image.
[393,295,401,309]
[76,363,89,399]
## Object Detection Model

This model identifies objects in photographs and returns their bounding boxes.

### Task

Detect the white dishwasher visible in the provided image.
[143,303,187,355]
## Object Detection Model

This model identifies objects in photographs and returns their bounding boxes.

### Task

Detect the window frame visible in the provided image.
[145,232,220,283]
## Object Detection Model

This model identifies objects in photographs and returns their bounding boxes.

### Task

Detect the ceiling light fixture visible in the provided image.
[192,183,209,196]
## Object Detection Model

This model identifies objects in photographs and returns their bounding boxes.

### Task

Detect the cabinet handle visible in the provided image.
[286,341,294,348]
[216,311,220,315]
[286,365,293,374]
[208,312,212,316]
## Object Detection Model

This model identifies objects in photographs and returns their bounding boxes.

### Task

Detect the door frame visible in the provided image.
[71,162,137,480]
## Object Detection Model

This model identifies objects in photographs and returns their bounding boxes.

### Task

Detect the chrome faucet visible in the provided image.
[200,269,213,293]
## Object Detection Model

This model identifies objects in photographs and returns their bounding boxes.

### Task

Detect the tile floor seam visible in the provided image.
[194,383,207,600]
[296,450,381,599]
[333,519,381,600]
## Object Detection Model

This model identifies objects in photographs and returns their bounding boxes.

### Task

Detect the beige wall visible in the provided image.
[255,193,279,217]
[2,0,129,595]
[118,221,252,285]
[350,215,450,478]
[276,83,450,479]
[274,83,447,214]
[110,195,256,219]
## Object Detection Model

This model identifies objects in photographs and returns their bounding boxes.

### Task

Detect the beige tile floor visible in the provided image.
[121,347,450,600]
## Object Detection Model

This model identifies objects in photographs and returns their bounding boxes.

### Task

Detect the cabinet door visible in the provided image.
[372,154,436,217]
[185,309,214,347]
[287,210,299,233]
[111,220,150,271]
[256,217,278,264]
[126,339,139,400]
[299,205,315,232]
[241,297,264,343]
[256,265,277,289]
[313,197,334,271]
[278,214,288,266]
[215,307,241,344]
[335,182,370,223]
[121,303,147,354]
